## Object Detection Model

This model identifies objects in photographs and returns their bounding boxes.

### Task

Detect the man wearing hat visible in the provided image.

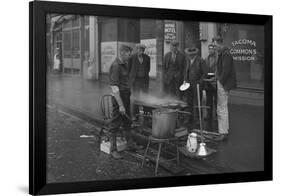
[108,44,140,159]
[128,44,151,117]
[163,40,186,99]
[203,44,217,128]
[184,47,208,128]
[212,36,237,141]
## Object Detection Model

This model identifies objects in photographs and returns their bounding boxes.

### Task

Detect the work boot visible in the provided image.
[111,150,123,159]
[213,134,228,141]
[125,131,143,151]
[110,133,123,159]
[127,141,143,151]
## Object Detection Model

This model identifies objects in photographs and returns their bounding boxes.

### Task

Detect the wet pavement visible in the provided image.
[47,74,264,183]
[47,107,172,183]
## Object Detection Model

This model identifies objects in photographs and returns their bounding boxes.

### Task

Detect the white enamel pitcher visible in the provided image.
[186,132,198,153]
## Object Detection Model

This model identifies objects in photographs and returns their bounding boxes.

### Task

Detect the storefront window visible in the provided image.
[84,28,89,53]
[220,23,264,90]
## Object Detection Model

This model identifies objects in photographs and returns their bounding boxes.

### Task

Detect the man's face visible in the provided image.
[213,41,222,53]
[120,50,131,62]
[137,48,145,56]
[208,47,215,55]
[170,45,178,53]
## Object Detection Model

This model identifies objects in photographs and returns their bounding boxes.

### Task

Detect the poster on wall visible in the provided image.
[164,22,176,42]
[164,22,177,55]
[101,42,117,73]
[140,39,157,78]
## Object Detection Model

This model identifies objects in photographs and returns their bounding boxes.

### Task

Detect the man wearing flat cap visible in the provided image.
[108,44,140,159]
[128,43,151,117]
[163,40,186,99]
[184,47,208,128]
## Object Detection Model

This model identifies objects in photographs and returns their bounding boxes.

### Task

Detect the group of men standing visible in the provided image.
[163,40,213,128]
[162,37,236,141]
[108,36,236,159]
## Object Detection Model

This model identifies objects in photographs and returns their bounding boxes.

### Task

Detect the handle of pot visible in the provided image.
[135,114,152,117]
[176,110,192,115]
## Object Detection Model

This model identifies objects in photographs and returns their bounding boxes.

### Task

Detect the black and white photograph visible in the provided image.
[2,0,281,195]
[45,13,266,183]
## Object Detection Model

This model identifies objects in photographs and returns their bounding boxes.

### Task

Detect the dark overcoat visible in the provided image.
[216,47,237,91]
[163,51,186,85]
[128,53,150,86]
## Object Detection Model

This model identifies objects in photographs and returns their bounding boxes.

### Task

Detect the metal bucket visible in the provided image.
[152,108,178,139]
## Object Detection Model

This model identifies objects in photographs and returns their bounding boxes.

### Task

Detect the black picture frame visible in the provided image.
[29,0,272,195]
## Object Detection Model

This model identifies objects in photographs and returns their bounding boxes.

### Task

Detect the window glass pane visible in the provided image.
[72,30,80,58]
[62,20,72,29]
[72,16,80,27]
[63,31,71,58]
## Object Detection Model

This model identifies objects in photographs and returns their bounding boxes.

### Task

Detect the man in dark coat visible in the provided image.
[184,47,208,128]
[203,44,217,127]
[128,44,150,118]
[163,40,186,99]
[212,36,237,141]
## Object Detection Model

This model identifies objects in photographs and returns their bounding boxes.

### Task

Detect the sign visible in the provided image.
[101,42,117,73]
[164,22,176,42]
[140,39,157,77]
[230,39,257,61]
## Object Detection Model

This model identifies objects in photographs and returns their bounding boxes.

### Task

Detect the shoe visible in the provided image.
[126,142,143,151]
[214,134,228,141]
[111,151,123,159]
[132,116,137,121]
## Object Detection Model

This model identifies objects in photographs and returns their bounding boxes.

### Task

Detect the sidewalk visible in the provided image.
[47,74,265,174]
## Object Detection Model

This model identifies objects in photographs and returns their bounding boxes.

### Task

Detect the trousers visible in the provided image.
[217,81,229,134]
[109,90,132,151]
[109,90,132,132]
[186,82,202,122]
[164,78,182,99]
[132,77,149,116]
[205,83,217,121]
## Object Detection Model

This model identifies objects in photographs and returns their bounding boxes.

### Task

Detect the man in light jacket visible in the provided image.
[212,36,237,141]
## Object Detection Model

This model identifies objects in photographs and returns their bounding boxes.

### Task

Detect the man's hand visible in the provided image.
[119,105,126,115]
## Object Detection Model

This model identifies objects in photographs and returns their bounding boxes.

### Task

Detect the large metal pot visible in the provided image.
[152,108,178,139]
